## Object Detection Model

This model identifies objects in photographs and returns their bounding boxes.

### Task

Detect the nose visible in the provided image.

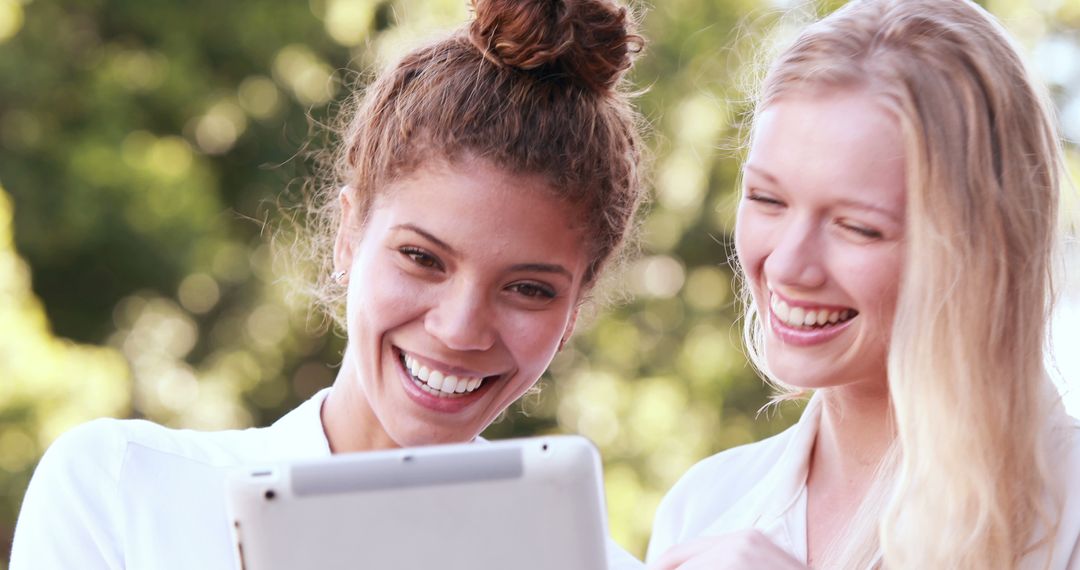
[424,280,498,352]
[762,217,827,290]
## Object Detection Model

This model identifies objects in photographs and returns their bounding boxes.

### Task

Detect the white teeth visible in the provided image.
[773,296,790,320]
[789,306,806,325]
[441,376,459,394]
[769,295,857,329]
[401,352,486,397]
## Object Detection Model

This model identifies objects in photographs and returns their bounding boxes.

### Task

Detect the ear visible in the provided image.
[558,305,581,351]
[333,186,360,277]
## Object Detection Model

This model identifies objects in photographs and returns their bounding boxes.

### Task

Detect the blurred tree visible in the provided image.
[1,0,1077,565]
[0,183,129,559]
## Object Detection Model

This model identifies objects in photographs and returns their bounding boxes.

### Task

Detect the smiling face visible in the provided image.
[326,157,589,450]
[736,89,907,393]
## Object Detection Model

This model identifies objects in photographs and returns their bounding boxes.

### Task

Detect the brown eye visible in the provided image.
[508,282,556,300]
[400,247,443,270]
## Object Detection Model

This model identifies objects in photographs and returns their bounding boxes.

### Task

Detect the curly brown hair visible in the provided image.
[300,0,647,329]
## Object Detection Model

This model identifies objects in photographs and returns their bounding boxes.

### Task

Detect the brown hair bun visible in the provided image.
[468,0,642,93]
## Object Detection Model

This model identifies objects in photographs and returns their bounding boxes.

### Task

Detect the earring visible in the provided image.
[331,270,346,283]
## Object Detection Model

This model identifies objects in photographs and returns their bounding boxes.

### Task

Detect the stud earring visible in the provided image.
[331,270,346,283]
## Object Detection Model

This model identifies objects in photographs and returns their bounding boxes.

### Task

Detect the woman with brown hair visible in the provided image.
[11,1,648,568]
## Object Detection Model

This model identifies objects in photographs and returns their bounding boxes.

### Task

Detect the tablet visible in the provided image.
[225,435,610,570]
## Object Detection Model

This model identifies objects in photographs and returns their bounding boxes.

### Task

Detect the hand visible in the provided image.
[648,529,808,570]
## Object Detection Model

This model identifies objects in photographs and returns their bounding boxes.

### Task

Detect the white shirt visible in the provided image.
[647,394,1080,569]
[11,389,644,570]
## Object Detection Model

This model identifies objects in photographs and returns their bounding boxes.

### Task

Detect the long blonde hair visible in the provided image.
[740,0,1069,567]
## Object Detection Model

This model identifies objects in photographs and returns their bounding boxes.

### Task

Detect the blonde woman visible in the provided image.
[647,0,1080,568]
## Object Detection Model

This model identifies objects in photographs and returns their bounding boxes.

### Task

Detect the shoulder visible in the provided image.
[656,426,794,512]
[647,424,797,560]
[1054,416,1080,502]
[1052,417,1080,567]
[676,426,795,489]
[23,416,261,509]
[11,419,135,569]
[43,416,260,469]
[34,418,135,482]
[12,417,269,570]
[23,416,268,525]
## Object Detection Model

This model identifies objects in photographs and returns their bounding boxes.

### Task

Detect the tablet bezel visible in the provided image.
[225,435,610,570]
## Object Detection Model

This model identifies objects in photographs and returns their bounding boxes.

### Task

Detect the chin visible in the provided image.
[389,419,478,448]
[767,369,834,391]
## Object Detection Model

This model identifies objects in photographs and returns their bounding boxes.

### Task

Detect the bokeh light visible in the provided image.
[322,0,377,46]
[0,0,23,44]
[273,45,338,106]
[238,76,284,120]
[192,100,248,155]
[178,273,221,315]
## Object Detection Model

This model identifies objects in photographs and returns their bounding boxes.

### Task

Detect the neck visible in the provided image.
[320,350,399,453]
[804,382,895,568]
[811,383,894,485]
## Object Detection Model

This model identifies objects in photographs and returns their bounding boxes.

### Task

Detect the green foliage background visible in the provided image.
[1,0,1078,564]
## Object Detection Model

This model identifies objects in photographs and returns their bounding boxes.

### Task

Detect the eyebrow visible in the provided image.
[835,198,903,223]
[393,223,458,256]
[743,164,778,185]
[392,224,575,281]
[508,263,574,281]
[742,164,903,223]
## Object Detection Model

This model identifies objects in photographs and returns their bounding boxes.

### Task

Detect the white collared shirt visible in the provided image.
[646,394,821,565]
[647,393,1080,569]
[11,389,644,570]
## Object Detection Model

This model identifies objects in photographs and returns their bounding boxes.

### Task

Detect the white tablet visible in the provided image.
[225,435,610,570]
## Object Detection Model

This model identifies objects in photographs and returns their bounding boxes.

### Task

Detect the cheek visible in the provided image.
[734,207,766,268]
[734,210,771,301]
[347,257,428,333]
[875,263,904,321]
[501,313,566,372]
[846,248,904,322]
[733,206,750,261]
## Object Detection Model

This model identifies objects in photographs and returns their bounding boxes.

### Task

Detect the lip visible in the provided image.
[393,347,499,413]
[769,289,851,313]
[402,350,495,379]
[767,304,856,347]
